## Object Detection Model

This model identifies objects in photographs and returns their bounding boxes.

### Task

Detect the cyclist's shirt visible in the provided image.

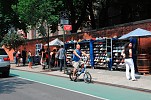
[72,49,82,62]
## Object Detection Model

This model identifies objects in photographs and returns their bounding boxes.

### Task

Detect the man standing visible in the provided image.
[22,48,27,66]
[58,45,66,72]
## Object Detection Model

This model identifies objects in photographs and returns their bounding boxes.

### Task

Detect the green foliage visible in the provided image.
[10,0,151,34]
[12,0,63,34]
[1,32,26,50]
[0,0,26,42]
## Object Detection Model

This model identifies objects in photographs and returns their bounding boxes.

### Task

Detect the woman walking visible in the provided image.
[16,49,21,67]
[122,42,137,81]
[55,48,59,67]
[28,51,32,69]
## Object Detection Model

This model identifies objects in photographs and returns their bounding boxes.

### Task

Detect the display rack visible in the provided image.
[79,41,91,66]
[93,39,107,68]
[65,43,76,67]
[106,38,112,58]
[106,38,112,70]
[65,41,91,67]
[112,40,129,69]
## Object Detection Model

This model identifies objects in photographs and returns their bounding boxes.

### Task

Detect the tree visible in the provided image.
[94,0,151,28]
[13,0,63,37]
[12,0,151,34]
[14,0,97,33]
[1,32,26,50]
[0,0,26,42]
[63,0,99,32]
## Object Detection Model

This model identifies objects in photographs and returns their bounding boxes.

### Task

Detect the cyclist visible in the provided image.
[72,44,89,78]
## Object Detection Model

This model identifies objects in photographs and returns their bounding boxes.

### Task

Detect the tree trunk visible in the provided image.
[65,0,76,28]
[88,0,96,29]
[72,0,88,33]
[99,1,109,28]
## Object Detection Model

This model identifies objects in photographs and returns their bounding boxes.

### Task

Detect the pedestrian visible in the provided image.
[22,47,27,66]
[51,49,56,67]
[55,48,60,67]
[39,46,46,69]
[107,55,112,71]
[16,49,21,67]
[42,49,47,69]
[28,51,32,69]
[121,42,137,81]
[13,50,17,64]
[45,48,49,67]
[58,45,66,72]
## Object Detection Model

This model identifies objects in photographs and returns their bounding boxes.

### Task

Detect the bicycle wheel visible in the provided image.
[69,71,77,81]
[83,72,92,83]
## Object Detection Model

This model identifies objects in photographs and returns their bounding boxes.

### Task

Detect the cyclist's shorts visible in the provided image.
[72,60,84,69]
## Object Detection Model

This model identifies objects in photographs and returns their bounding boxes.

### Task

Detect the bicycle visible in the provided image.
[68,57,92,83]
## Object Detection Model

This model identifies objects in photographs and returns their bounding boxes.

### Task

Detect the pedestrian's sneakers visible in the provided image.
[132,79,137,81]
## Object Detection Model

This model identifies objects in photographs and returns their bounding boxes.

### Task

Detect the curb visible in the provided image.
[10,68,151,93]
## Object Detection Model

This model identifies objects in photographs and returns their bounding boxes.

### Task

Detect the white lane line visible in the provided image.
[18,77,110,100]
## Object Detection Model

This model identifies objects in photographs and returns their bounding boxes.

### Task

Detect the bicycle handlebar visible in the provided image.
[80,56,89,63]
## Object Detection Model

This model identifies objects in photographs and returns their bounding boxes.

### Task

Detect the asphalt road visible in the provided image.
[0,77,102,100]
[0,69,151,100]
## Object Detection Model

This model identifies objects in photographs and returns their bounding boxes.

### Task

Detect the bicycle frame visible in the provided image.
[77,64,86,76]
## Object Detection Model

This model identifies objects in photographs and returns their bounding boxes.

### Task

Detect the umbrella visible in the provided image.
[119,28,151,40]
[118,28,151,54]
[45,38,64,46]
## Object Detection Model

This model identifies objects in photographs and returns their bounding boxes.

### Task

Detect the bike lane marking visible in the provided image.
[10,69,151,100]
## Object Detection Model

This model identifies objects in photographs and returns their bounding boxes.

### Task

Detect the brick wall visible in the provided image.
[72,20,151,55]
[6,19,151,61]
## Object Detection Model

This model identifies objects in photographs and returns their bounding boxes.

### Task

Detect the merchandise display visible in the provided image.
[106,38,112,70]
[65,43,75,67]
[93,40,107,68]
[112,40,129,69]
[65,41,91,67]
[79,42,91,66]
[65,37,137,70]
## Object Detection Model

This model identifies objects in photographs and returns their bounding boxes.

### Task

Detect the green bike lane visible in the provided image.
[10,69,151,100]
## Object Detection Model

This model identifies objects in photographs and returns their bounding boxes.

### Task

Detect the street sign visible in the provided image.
[64,25,72,31]
[60,19,69,25]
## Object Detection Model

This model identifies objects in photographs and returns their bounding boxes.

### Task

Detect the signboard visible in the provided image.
[64,25,72,31]
[60,19,69,25]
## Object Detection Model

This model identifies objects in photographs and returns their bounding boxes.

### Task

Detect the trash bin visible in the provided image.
[137,54,151,75]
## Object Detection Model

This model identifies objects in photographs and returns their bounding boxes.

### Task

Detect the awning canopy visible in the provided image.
[45,38,64,46]
[119,28,151,40]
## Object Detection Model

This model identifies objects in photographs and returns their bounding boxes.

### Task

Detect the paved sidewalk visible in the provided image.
[10,63,151,92]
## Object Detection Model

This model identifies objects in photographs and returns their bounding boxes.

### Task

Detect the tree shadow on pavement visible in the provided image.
[0,77,33,94]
